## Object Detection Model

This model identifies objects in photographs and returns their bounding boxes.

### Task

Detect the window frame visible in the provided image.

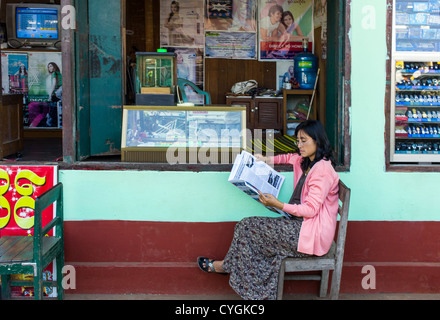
[58,0,352,173]
[385,0,440,172]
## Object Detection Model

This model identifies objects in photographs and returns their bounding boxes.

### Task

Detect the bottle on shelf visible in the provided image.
[293,38,318,90]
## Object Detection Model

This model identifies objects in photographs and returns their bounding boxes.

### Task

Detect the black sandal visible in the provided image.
[197,256,227,275]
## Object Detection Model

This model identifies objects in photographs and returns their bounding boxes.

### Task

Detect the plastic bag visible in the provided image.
[231,80,258,94]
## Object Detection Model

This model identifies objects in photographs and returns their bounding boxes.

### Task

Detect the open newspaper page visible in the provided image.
[228,151,292,219]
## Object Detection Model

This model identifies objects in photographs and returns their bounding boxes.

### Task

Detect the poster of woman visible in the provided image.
[160,0,204,47]
[258,0,313,60]
[27,52,62,128]
[3,53,28,95]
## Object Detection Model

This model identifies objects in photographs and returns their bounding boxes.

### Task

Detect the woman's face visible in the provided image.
[171,3,178,13]
[48,64,54,73]
[297,130,317,161]
[283,14,293,26]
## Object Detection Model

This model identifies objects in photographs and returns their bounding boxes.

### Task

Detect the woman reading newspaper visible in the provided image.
[197,120,339,300]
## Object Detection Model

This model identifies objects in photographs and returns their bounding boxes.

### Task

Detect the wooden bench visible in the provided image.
[0,183,64,300]
[277,180,351,300]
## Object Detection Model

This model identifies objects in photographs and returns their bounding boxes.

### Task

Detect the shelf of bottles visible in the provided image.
[390,1,440,163]
[394,0,440,52]
[393,60,440,160]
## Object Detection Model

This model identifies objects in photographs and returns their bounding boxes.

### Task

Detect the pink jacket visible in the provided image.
[272,154,339,256]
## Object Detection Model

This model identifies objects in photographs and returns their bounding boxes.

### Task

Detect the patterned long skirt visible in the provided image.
[222,216,309,300]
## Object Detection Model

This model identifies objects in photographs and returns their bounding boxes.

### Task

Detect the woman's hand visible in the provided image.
[258,191,284,210]
[255,154,269,163]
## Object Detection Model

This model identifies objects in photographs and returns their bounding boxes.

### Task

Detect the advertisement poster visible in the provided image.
[258,0,313,60]
[164,47,205,86]
[207,0,233,18]
[0,165,58,298]
[205,31,257,59]
[1,53,28,95]
[277,60,294,90]
[205,0,257,32]
[160,0,205,47]
[164,47,206,103]
[27,51,62,128]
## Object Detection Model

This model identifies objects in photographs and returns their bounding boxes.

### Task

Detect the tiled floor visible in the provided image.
[2,138,62,162]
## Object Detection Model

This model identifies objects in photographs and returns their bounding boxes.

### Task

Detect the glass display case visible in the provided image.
[135,52,177,105]
[390,1,440,164]
[121,105,247,163]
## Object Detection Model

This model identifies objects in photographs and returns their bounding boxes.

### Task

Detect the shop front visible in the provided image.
[2,0,440,297]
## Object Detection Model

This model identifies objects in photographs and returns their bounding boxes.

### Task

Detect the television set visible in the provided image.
[6,3,61,49]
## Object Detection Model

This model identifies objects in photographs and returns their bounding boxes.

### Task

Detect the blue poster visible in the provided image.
[7,53,28,95]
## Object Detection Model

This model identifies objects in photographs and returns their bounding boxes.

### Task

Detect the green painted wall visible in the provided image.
[60,1,440,223]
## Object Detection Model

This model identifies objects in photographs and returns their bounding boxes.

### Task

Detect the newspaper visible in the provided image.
[228,151,291,219]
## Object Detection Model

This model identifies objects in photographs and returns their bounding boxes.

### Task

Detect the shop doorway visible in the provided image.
[1,0,63,162]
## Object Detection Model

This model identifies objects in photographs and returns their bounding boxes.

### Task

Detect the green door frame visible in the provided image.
[326,0,351,170]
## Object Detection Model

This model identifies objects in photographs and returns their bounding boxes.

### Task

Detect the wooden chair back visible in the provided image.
[277,180,351,300]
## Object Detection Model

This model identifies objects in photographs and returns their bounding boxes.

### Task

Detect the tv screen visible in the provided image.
[16,6,59,40]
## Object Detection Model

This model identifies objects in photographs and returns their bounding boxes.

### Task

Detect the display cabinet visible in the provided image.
[391,59,440,162]
[226,96,283,136]
[390,1,440,163]
[121,105,246,163]
[135,52,177,105]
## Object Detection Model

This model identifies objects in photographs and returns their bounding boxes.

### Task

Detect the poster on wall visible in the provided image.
[205,31,257,59]
[1,53,28,95]
[160,0,205,48]
[27,51,62,129]
[207,0,233,18]
[163,46,206,103]
[277,60,294,90]
[1,53,29,124]
[205,0,257,32]
[0,165,58,298]
[163,46,204,86]
[258,0,313,60]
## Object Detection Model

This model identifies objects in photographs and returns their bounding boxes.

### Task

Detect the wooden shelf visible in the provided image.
[284,89,314,95]
[283,89,317,135]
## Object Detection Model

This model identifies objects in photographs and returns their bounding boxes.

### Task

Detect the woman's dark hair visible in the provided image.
[168,1,180,22]
[281,11,294,29]
[295,120,336,171]
[47,62,60,73]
